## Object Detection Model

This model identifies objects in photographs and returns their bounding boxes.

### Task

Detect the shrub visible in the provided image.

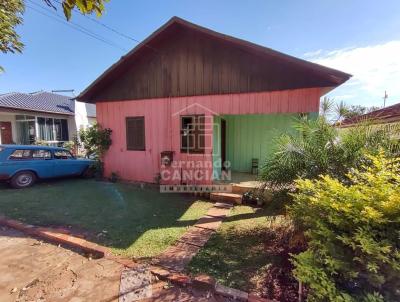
[78,123,112,159]
[63,140,78,154]
[289,151,400,301]
[33,140,50,146]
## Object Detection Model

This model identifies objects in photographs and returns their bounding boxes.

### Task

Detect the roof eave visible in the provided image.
[0,106,75,116]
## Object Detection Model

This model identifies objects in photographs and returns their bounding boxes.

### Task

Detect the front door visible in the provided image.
[221,119,226,170]
[0,122,13,144]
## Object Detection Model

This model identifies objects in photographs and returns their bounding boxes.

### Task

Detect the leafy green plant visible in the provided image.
[0,0,24,69]
[33,139,50,146]
[43,0,108,20]
[79,123,112,159]
[63,140,76,152]
[289,151,400,301]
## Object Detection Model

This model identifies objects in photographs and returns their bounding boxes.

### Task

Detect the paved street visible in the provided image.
[0,226,227,302]
[0,226,123,302]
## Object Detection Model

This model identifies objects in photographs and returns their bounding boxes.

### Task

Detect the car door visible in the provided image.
[30,149,54,178]
[53,149,83,177]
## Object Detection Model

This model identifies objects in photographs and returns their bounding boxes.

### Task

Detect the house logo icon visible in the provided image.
[172,102,220,156]
[171,102,219,117]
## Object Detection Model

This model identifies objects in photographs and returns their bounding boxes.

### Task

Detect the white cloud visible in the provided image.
[304,41,400,107]
[303,49,323,58]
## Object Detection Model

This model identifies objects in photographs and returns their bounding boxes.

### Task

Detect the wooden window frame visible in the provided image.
[180,115,205,154]
[126,116,146,151]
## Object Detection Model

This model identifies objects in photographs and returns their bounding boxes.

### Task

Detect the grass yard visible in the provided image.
[0,179,211,259]
[187,199,301,301]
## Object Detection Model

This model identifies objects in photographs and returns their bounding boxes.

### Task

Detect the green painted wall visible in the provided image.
[212,113,319,176]
[221,113,312,173]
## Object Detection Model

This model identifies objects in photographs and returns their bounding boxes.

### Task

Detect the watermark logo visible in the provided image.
[160,159,232,183]
[160,184,232,193]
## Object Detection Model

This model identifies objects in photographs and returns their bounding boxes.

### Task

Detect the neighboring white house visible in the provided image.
[0,91,96,145]
[75,100,97,131]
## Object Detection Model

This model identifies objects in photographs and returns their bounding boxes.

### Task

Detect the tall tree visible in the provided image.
[0,0,24,71]
[43,0,108,20]
[0,0,108,71]
[342,104,380,119]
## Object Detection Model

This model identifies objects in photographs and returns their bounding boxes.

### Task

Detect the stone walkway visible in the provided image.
[154,202,233,272]
[119,266,227,302]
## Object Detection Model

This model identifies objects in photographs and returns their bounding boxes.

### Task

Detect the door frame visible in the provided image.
[220,118,227,170]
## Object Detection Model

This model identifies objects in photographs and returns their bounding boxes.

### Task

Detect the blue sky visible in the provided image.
[1,0,400,107]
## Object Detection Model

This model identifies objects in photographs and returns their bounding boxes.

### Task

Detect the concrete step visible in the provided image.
[232,185,252,195]
[231,183,273,200]
[230,181,264,195]
[210,192,242,205]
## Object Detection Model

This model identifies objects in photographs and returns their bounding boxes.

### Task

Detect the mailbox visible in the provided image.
[161,151,174,166]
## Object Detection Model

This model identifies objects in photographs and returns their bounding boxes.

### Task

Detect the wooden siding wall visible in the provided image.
[223,114,300,173]
[91,26,334,102]
[97,88,320,184]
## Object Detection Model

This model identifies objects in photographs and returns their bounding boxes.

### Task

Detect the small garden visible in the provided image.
[188,201,303,301]
[189,100,400,302]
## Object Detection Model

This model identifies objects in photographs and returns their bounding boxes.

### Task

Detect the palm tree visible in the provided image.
[335,101,349,123]
[319,97,334,119]
[261,116,400,187]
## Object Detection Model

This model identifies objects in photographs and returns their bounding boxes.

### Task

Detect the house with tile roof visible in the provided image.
[0,91,96,145]
[340,102,400,127]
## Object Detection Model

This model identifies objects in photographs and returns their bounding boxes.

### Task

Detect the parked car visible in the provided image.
[0,145,94,189]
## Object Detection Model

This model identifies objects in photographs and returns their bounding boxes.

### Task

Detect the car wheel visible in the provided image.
[10,171,36,189]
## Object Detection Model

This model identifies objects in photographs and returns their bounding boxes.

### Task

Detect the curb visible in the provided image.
[0,215,109,258]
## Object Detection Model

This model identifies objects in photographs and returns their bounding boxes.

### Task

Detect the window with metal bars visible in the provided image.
[180,115,205,153]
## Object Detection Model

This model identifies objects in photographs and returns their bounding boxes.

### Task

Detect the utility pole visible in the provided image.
[383,90,388,107]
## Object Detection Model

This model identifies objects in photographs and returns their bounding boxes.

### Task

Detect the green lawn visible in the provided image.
[187,201,289,294]
[0,179,211,259]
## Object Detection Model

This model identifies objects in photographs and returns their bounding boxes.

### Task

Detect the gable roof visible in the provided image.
[341,102,400,127]
[77,17,351,103]
[0,91,75,115]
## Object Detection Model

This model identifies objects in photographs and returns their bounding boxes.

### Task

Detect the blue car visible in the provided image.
[0,145,94,189]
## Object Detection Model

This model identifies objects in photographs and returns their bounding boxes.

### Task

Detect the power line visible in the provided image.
[50,0,139,43]
[27,0,127,51]
[45,0,159,52]
[26,1,128,52]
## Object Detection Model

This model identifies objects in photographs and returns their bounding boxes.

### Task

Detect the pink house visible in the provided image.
[77,17,350,185]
